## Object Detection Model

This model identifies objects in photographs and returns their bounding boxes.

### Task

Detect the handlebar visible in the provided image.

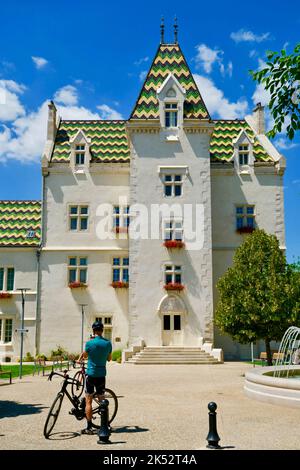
[48,370,69,381]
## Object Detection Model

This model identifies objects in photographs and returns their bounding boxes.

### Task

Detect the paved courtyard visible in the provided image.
[0,361,299,450]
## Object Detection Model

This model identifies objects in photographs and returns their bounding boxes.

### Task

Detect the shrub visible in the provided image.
[112,349,122,362]
[23,352,35,362]
[50,345,68,360]
[36,354,48,361]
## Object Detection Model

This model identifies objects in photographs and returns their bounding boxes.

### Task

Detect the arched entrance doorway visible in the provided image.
[158,294,187,346]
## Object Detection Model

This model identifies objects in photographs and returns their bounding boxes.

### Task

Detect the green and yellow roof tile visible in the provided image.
[52,121,130,163]
[130,44,209,120]
[0,201,41,247]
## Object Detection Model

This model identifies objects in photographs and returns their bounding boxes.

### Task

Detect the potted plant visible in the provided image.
[0,292,12,299]
[164,283,184,291]
[236,226,256,234]
[68,281,87,288]
[113,226,128,234]
[163,240,185,248]
[111,281,129,288]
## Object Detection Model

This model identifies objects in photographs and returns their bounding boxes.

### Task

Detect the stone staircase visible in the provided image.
[126,346,221,364]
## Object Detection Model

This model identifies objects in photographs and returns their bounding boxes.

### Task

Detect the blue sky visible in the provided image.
[0,0,299,262]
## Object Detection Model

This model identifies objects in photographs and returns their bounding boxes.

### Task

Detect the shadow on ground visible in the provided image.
[46,431,81,441]
[0,401,47,419]
[112,425,149,434]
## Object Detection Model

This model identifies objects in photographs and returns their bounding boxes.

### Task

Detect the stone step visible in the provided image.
[126,346,221,364]
[128,360,220,364]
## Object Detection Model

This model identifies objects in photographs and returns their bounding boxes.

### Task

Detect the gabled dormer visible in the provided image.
[157,74,186,130]
[232,129,254,174]
[69,130,91,173]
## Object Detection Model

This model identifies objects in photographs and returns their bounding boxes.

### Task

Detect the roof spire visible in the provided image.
[174,16,178,44]
[160,16,165,44]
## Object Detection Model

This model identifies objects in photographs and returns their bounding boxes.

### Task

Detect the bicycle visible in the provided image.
[43,369,118,439]
[71,360,87,398]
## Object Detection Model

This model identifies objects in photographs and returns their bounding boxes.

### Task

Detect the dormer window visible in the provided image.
[165,103,178,128]
[75,145,85,165]
[238,144,249,166]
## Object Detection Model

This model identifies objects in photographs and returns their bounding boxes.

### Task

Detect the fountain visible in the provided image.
[244,326,300,408]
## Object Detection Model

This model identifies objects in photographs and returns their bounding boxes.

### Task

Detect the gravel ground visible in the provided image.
[0,361,299,450]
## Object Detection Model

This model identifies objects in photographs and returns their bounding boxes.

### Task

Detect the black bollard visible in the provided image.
[206,402,221,449]
[97,399,111,444]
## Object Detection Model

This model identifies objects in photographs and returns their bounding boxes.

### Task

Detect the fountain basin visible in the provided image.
[244,365,300,409]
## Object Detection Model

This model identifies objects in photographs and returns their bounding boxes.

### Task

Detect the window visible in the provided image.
[69,205,89,231]
[236,205,255,229]
[0,318,13,343]
[165,265,182,285]
[238,144,249,165]
[0,267,14,291]
[113,206,130,230]
[68,257,88,284]
[165,103,178,128]
[164,219,183,241]
[95,316,112,342]
[75,145,85,165]
[112,257,129,283]
[164,174,182,197]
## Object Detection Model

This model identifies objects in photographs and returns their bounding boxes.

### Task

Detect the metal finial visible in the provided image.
[160,16,165,44]
[174,16,178,44]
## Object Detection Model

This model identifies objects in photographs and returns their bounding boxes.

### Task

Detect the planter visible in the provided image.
[163,240,185,249]
[113,227,128,234]
[236,226,255,234]
[164,283,184,291]
[111,281,129,289]
[68,282,88,289]
[0,292,12,299]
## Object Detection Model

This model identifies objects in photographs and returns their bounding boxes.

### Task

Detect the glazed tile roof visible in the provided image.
[210,120,271,162]
[130,44,210,120]
[0,201,41,247]
[51,120,130,163]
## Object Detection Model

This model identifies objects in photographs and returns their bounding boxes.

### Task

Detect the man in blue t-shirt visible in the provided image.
[78,320,112,434]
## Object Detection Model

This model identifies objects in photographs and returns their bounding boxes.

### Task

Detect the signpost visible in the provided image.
[78,304,88,353]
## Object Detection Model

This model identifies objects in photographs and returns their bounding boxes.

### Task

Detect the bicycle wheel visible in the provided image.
[43,392,64,439]
[71,371,85,398]
[91,388,118,427]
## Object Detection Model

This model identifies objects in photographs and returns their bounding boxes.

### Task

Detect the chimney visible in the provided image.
[47,100,57,141]
[253,102,265,134]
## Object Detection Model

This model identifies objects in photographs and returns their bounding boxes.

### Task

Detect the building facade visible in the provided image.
[0,38,286,362]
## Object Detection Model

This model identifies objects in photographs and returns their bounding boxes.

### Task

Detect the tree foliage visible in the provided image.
[215,230,300,364]
[250,44,300,140]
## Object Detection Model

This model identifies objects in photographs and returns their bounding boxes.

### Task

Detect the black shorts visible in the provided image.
[85,375,106,396]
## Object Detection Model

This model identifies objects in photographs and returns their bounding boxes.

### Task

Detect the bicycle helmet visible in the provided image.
[92,320,104,330]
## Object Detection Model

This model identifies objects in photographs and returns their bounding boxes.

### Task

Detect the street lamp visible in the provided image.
[16,288,30,379]
[78,304,88,353]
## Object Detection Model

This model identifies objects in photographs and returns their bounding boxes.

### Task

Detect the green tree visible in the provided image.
[215,230,300,365]
[250,44,300,140]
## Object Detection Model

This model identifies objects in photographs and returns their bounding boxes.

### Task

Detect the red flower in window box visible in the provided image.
[164,283,184,291]
[113,227,128,234]
[68,282,88,289]
[0,292,12,299]
[236,226,256,234]
[111,281,129,288]
[163,240,185,249]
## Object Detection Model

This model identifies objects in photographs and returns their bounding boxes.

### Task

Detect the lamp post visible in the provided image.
[78,304,88,353]
[16,288,30,379]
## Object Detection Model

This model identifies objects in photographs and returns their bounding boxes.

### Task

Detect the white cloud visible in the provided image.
[193,74,248,119]
[139,70,147,82]
[0,80,26,121]
[274,138,299,151]
[31,56,49,69]
[230,29,270,43]
[96,104,123,120]
[134,56,149,66]
[194,44,233,78]
[54,85,78,106]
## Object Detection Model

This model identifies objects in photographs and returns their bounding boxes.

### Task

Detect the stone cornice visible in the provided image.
[126,120,160,134]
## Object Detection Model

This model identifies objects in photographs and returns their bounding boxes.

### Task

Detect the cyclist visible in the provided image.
[78,320,112,434]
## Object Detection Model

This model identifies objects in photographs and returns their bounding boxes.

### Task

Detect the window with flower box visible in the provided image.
[0,318,13,343]
[113,206,130,233]
[0,267,15,292]
[111,257,129,287]
[69,205,89,231]
[236,205,255,233]
[68,257,88,286]
[163,219,184,248]
[164,265,184,290]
